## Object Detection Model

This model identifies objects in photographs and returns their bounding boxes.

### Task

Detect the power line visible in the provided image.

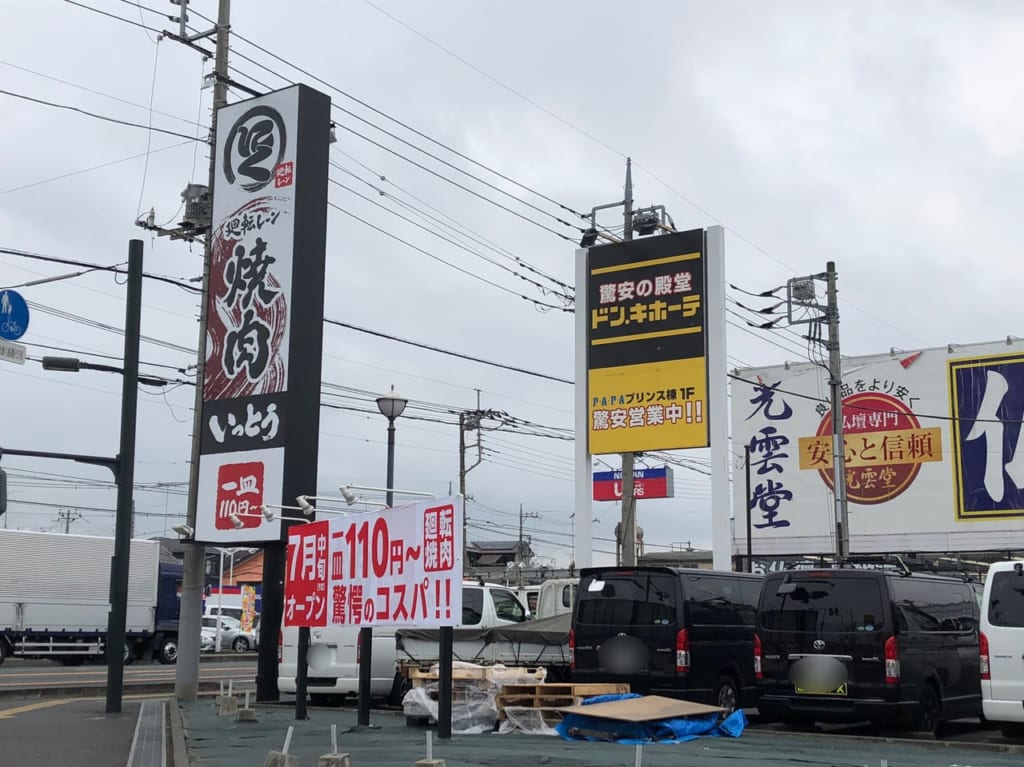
[0,141,192,197]
[328,179,570,302]
[326,200,571,311]
[0,88,203,143]
[0,60,203,130]
[332,148,572,292]
[223,26,591,221]
[325,318,572,384]
[331,160,573,295]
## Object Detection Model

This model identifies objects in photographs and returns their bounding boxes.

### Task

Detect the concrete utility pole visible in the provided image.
[619,158,638,567]
[517,504,539,588]
[176,0,231,703]
[58,509,81,534]
[784,263,848,561]
[825,262,850,560]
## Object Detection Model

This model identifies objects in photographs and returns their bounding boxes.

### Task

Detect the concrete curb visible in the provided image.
[0,681,224,702]
[752,722,1024,754]
[168,698,189,767]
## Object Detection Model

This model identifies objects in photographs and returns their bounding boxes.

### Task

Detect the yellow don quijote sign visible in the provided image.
[587,229,709,455]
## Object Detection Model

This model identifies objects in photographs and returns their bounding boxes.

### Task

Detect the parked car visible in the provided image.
[571,566,763,712]
[755,563,982,733]
[201,615,257,652]
[980,560,1024,738]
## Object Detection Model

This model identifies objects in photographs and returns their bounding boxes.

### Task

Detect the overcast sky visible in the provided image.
[1,0,1021,568]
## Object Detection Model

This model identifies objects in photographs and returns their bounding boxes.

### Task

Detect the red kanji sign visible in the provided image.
[284,496,464,628]
[284,520,329,627]
[214,461,264,530]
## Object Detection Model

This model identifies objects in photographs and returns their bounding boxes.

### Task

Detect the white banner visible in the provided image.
[284,496,464,629]
[731,339,1024,555]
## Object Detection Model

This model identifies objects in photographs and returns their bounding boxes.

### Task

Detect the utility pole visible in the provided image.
[58,509,81,534]
[517,504,539,588]
[619,158,638,567]
[175,0,231,703]
[459,396,500,567]
[825,262,849,560]
[783,262,848,560]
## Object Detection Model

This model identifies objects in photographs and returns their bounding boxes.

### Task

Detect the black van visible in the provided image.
[755,566,982,733]
[570,566,763,711]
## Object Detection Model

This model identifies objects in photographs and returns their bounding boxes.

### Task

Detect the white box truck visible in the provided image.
[0,529,182,665]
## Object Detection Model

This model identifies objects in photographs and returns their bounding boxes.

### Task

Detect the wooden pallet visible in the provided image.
[499,705,567,726]
[407,666,546,686]
[496,682,629,714]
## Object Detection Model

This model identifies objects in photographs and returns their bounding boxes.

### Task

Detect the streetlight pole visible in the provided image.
[40,240,143,713]
[215,549,224,653]
[356,387,408,727]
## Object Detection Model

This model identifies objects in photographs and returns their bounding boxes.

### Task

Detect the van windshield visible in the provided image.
[576,572,676,626]
[989,571,1024,628]
[760,575,885,633]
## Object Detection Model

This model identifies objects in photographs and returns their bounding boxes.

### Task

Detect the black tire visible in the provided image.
[123,642,135,665]
[713,674,741,714]
[0,640,8,666]
[157,637,178,665]
[1001,723,1024,740]
[914,682,941,735]
[388,673,412,707]
[309,693,342,707]
[781,717,817,731]
[232,637,250,652]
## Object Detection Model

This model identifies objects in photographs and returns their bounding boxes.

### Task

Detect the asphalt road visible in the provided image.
[0,657,257,697]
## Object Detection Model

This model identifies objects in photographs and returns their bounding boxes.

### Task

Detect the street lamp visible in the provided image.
[375,387,408,509]
[355,386,409,728]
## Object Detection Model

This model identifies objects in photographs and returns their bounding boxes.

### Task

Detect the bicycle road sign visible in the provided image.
[0,289,29,341]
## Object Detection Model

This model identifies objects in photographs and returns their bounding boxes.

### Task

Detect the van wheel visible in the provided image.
[914,682,941,735]
[309,694,342,707]
[1001,723,1024,740]
[713,674,740,714]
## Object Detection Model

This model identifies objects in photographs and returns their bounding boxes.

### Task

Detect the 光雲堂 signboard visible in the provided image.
[732,339,1024,555]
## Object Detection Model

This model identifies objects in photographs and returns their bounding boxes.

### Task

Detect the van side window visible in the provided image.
[686,576,745,625]
[892,579,975,633]
[462,587,483,626]
[988,571,1024,627]
[492,590,527,622]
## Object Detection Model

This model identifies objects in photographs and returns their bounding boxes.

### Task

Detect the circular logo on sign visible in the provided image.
[223,105,287,193]
[813,392,928,505]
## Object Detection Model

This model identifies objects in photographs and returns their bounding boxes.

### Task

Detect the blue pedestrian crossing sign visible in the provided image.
[0,289,29,341]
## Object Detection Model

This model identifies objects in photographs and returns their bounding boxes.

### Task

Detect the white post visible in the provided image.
[574,247,593,569]
[215,549,224,652]
[706,226,731,570]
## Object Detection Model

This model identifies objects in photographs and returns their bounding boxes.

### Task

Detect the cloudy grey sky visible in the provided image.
[1,0,1020,567]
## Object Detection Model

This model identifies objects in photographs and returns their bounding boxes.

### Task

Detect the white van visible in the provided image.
[278,581,529,706]
[980,560,1024,738]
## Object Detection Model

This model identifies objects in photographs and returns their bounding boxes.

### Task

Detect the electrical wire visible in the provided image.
[325,318,572,384]
[328,178,571,301]
[0,88,202,143]
[0,141,192,197]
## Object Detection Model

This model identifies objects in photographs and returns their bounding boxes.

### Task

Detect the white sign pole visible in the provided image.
[706,226,731,570]
[574,247,593,569]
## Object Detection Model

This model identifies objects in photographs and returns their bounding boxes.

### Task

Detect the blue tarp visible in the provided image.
[554,693,747,744]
